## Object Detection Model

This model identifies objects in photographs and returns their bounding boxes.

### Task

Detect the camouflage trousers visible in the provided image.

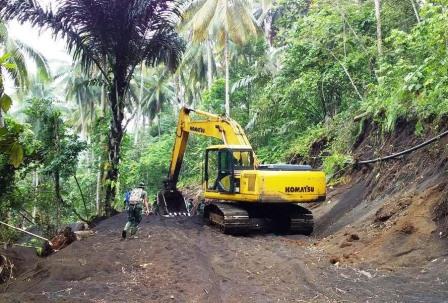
[124,203,142,236]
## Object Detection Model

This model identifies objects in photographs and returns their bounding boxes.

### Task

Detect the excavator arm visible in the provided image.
[165,107,254,190]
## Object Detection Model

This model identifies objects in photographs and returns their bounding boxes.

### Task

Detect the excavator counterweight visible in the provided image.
[156,107,326,234]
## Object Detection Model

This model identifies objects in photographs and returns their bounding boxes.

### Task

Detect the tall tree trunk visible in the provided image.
[207,40,213,90]
[157,113,161,137]
[54,117,62,229]
[54,170,62,229]
[74,174,88,216]
[134,63,145,145]
[104,77,126,216]
[175,73,182,110]
[374,0,383,56]
[0,71,5,128]
[78,99,86,140]
[32,170,39,223]
[224,32,230,116]
[96,83,107,215]
[134,104,141,144]
[264,12,273,48]
[0,107,4,128]
[100,85,107,116]
[410,0,420,23]
[95,156,102,216]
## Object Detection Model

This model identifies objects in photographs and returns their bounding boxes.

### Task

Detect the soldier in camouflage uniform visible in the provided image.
[122,182,150,239]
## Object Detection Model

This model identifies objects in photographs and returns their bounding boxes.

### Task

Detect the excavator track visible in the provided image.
[205,202,314,235]
[205,203,255,234]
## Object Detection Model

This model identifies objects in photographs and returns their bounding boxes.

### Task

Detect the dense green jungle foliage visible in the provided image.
[1,0,448,243]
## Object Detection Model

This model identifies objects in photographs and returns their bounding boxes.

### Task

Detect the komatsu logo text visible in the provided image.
[190,126,205,133]
[285,186,314,193]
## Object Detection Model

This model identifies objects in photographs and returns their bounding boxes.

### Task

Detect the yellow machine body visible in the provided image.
[158,107,326,234]
[202,143,326,204]
[204,168,326,204]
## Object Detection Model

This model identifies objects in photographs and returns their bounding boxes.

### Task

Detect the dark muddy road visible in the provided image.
[1,213,447,302]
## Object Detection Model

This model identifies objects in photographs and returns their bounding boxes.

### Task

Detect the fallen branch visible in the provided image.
[73,174,88,215]
[357,129,448,165]
[0,221,50,242]
[353,112,369,122]
[0,242,39,249]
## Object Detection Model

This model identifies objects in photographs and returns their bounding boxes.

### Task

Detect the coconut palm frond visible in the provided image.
[181,0,208,23]
[231,74,258,93]
[5,46,28,90]
[191,0,219,42]
[14,39,51,81]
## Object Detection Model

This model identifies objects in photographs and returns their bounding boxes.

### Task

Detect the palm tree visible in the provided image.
[130,66,175,142]
[174,43,213,106]
[142,70,175,119]
[182,0,259,116]
[1,0,185,215]
[0,22,50,90]
[0,22,50,127]
[60,63,102,140]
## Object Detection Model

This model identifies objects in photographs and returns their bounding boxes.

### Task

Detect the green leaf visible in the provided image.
[0,94,13,113]
[0,53,11,63]
[9,142,24,168]
[3,62,16,70]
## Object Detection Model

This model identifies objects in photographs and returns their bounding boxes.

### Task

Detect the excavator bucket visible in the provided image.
[156,189,189,216]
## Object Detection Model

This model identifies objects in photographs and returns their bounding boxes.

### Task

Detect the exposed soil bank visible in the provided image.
[313,120,448,268]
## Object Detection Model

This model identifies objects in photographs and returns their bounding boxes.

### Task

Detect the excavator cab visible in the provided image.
[157,145,255,216]
[204,146,254,194]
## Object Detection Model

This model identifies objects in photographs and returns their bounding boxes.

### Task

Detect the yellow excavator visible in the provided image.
[156,107,326,234]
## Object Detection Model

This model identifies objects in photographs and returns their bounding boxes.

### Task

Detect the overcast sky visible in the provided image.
[4,0,72,94]
[8,21,71,66]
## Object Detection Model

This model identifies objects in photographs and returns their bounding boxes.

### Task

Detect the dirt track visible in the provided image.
[1,213,447,303]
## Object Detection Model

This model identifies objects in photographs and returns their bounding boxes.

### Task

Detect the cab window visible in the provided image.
[205,149,234,193]
[232,151,254,169]
[206,150,218,190]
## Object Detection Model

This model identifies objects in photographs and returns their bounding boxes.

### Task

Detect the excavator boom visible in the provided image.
[165,107,254,189]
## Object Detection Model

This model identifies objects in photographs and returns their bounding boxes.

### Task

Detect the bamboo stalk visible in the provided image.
[0,221,49,242]
[0,242,39,249]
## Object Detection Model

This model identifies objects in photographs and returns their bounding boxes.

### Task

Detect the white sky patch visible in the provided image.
[4,0,72,95]
[8,21,71,67]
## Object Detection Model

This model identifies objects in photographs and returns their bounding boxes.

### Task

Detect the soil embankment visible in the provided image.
[313,120,448,268]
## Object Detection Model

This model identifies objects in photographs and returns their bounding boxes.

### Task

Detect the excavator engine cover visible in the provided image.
[156,189,189,216]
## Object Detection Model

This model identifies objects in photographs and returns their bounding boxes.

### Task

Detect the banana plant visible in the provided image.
[0,53,14,128]
[0,53,25,167]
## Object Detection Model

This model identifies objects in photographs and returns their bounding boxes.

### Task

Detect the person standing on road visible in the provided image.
[122,182,150,239]
[123,189,131,210]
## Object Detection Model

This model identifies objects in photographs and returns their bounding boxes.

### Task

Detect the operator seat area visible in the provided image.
[205,148,254,194]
